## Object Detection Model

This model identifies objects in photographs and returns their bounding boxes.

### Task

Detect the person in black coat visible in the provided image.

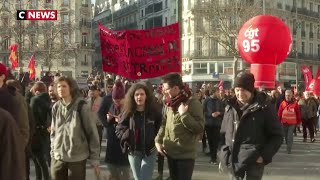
[97,78,114,139]
[0,108,26,180]
[218,72,283,180]
[203,87,224,165]
[29,82,51,180]
[104,81,130,179]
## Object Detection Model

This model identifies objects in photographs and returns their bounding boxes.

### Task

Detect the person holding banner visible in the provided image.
[116,83,162,180]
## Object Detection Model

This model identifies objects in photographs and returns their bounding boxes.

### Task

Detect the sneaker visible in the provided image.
[210,160,218,165]
[311,138,316,143]
[303,138,307,142]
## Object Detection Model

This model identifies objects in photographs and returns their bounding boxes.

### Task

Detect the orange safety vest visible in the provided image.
[281,104,297,124]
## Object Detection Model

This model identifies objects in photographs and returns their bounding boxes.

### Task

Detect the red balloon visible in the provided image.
[237,15,292,65]
[237,15,292,88]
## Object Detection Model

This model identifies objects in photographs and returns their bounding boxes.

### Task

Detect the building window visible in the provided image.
[154,2,163,12]
[62,14,69,24]
[196,38,202,56]
[218,62,223,74]
[301,42,305,55]
[209,63,216,73]
[317,44,320,57]
[165,0,168,8]
[3,37,10,50]
[63,33,69,45]
[301,0,305,8]
[210,38,218,56]
[224,62,233,75]
[165,17,167,26]
[310,3,313,11]
[174,8,176,14]
[82,33,87,46]
[4,0,9,8]
[309,43,313,55]
[193,63,207,74]
[30,34,36,49]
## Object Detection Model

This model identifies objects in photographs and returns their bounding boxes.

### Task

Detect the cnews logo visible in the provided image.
[17,10,57,20]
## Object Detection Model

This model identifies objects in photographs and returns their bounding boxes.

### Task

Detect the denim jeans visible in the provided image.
[128,151,156,180]
[283,124,295,153]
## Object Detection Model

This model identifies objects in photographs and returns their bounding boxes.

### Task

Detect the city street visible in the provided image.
[29,135,320,180]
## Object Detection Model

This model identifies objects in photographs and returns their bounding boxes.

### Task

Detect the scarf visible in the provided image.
[167,84,192,112]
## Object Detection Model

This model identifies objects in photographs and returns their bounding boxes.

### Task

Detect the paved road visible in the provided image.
[29,134,320,180]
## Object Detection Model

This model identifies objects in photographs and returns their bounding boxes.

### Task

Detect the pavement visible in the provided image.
[29,133,320,180]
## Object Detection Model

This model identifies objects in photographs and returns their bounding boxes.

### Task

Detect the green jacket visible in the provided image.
[155,95,204,159]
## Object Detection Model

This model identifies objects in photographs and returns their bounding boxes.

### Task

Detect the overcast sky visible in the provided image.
[91,0,95,5]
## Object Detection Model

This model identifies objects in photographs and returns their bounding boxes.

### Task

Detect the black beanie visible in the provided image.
[234,72,255,93]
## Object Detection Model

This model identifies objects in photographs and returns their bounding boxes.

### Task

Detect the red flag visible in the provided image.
[218,80,224,90]
[9,44,19,70]
[300,65,313,91]
[28,54,36,80]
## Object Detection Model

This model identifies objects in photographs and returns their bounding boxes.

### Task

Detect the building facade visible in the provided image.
[138,0,177,29]
[0,0,94,78]
[181,0,320,90]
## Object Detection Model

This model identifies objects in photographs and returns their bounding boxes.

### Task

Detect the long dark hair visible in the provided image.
[122,83,155,118]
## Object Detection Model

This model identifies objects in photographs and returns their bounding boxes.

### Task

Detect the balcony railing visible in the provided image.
[81,43,94,49]
[81,62,89,66]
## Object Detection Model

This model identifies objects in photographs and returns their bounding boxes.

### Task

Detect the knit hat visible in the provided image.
[112,80,125,99]
[234,72,255,93]
[0,63,7,76]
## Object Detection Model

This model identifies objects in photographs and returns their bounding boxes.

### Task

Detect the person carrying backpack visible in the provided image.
[50,76,100,180]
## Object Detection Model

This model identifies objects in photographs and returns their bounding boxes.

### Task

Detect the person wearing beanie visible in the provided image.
[104,80,130,179]
[218,72,283,180]
[86,85,103,150]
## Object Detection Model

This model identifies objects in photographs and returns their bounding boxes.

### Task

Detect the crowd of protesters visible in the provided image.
[1,61,320,180]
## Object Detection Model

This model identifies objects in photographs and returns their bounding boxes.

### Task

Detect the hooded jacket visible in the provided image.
[218,91,283,177]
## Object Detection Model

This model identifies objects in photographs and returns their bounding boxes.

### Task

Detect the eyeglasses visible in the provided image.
[107,86,113,89]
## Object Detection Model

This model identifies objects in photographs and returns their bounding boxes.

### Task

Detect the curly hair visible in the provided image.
[55,76,81,99]
[122,83,155,118]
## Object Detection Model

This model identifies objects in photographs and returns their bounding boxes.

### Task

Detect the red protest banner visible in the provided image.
[300,65,313,91]
[99,23,181,79]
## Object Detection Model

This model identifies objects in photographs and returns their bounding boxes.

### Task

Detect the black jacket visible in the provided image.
[30,93,51,151]
[104,103,129,165]
[203,96,224,127]
[0,87,19,123]
[97,93,113,128]
[116,110,162,156]
[218,91,283,176]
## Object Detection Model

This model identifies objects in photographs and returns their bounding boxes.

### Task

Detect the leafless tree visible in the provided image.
[191,0,262,84]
